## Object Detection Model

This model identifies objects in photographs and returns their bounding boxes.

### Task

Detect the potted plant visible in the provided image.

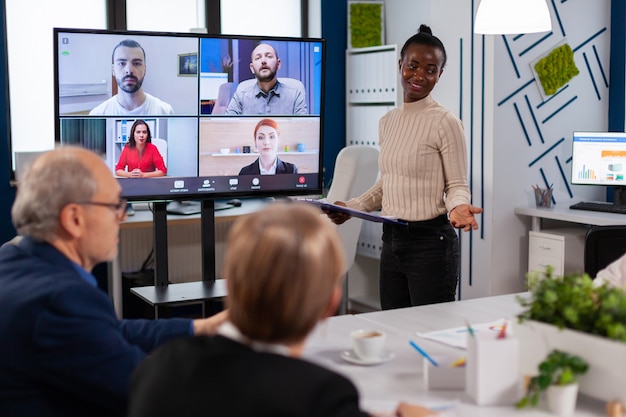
[515,266,626,407]
[517,266,626,340]
[517,349,588,415]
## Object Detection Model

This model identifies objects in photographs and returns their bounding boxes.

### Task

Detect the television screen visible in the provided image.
[54,28,325,202]
[571,131,626,186]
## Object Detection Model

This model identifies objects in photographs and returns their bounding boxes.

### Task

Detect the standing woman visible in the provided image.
[327,25,482,310]
[115,120,167,178]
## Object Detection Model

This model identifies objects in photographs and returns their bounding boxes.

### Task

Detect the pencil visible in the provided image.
[497,321,508,339]
[409,340,439,367]
[450,357,466,367]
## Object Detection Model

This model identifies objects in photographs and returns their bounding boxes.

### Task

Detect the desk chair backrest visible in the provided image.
[235,77,306,95]
[1,236,22,249]
[326,145,380,275]
[211,82,235,115]
[584,225,626,278]
[151,138,168,168]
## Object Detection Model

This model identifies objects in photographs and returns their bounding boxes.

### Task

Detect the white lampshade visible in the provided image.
[475,0,552,35]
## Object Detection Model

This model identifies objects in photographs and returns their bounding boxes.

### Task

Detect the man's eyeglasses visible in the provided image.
[75,199,129,219]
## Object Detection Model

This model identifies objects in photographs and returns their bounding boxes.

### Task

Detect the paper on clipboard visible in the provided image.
[302,199,407,226]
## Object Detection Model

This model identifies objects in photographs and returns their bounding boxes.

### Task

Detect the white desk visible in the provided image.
[121,198,270,229]
[303,293,607,416]
[515,205,626,231]
[515,206,626,278]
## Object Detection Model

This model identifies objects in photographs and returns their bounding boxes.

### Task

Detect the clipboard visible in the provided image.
[302,199,407,226]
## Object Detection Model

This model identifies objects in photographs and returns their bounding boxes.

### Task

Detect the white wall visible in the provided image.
[384,0,612,298]
[308,0,322,38]
[491,1,611,294]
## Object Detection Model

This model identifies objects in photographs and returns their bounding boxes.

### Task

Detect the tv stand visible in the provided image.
[131,199,226,318]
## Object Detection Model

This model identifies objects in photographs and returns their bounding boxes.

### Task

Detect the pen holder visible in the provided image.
[423,356,466,390]
[466,333,521,405]
[534,187,553,208]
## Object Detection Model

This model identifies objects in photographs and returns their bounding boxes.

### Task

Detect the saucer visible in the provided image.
[340,349,395,366]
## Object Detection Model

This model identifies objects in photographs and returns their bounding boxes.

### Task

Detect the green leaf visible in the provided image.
[515,349,588,407]
[518,267,626,342]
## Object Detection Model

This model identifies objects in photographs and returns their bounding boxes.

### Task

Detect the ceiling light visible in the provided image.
[475,0,552,35]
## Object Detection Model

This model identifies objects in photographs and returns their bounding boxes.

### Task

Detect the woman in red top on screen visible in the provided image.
[115,120,166,178]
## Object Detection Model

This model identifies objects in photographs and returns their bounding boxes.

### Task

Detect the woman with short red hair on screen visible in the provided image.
[238,118,298,175]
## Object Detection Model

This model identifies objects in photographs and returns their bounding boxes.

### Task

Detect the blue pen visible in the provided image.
[409,340,439,367]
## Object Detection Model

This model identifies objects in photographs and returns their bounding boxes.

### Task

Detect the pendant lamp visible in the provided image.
[475,0,552,34]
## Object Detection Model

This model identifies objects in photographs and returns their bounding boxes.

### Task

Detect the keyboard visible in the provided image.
[569,201,626,214]
[166,201,201,215]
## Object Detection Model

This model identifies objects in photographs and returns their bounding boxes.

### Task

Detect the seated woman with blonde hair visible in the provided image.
[128,202,437,417]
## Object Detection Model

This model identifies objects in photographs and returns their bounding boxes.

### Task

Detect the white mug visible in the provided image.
[350,329,386,360]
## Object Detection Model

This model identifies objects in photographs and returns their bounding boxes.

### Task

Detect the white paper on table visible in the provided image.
[415,319,510,350]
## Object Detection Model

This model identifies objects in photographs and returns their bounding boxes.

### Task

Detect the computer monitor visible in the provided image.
[53,28,325,202]
[571,131,626,206]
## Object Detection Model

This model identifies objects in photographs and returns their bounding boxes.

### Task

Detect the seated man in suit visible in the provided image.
[225,43,308,115]
[239,118,298,175]
[128,202,436,417]
[0,147,226,417]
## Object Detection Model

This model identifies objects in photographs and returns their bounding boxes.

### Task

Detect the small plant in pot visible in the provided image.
[517,349,588,415]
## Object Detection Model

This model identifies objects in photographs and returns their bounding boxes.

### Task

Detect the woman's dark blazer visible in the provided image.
[238,157,298,175]
[128,335,371,417]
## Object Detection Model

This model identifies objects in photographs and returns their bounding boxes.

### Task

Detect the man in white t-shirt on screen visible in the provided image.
[90,39,174,116]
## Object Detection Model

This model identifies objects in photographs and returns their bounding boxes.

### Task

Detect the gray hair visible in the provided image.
[12,147,99,241]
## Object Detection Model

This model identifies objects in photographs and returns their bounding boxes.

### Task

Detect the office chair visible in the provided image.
[151,138,168,168]
[325,145,379,314]
[1,235,22,249]
[235,77,306,95]
[584,225,626,278]
[211,82,235,115]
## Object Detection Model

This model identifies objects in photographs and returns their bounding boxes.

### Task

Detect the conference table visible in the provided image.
[302,293,608,416]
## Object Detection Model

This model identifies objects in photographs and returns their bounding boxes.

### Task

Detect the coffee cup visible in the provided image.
[350,329,386,360]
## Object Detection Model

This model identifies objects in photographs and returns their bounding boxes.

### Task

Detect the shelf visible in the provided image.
[347,45,396,54]
[345,45,398,309]
[348,99,397,105]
